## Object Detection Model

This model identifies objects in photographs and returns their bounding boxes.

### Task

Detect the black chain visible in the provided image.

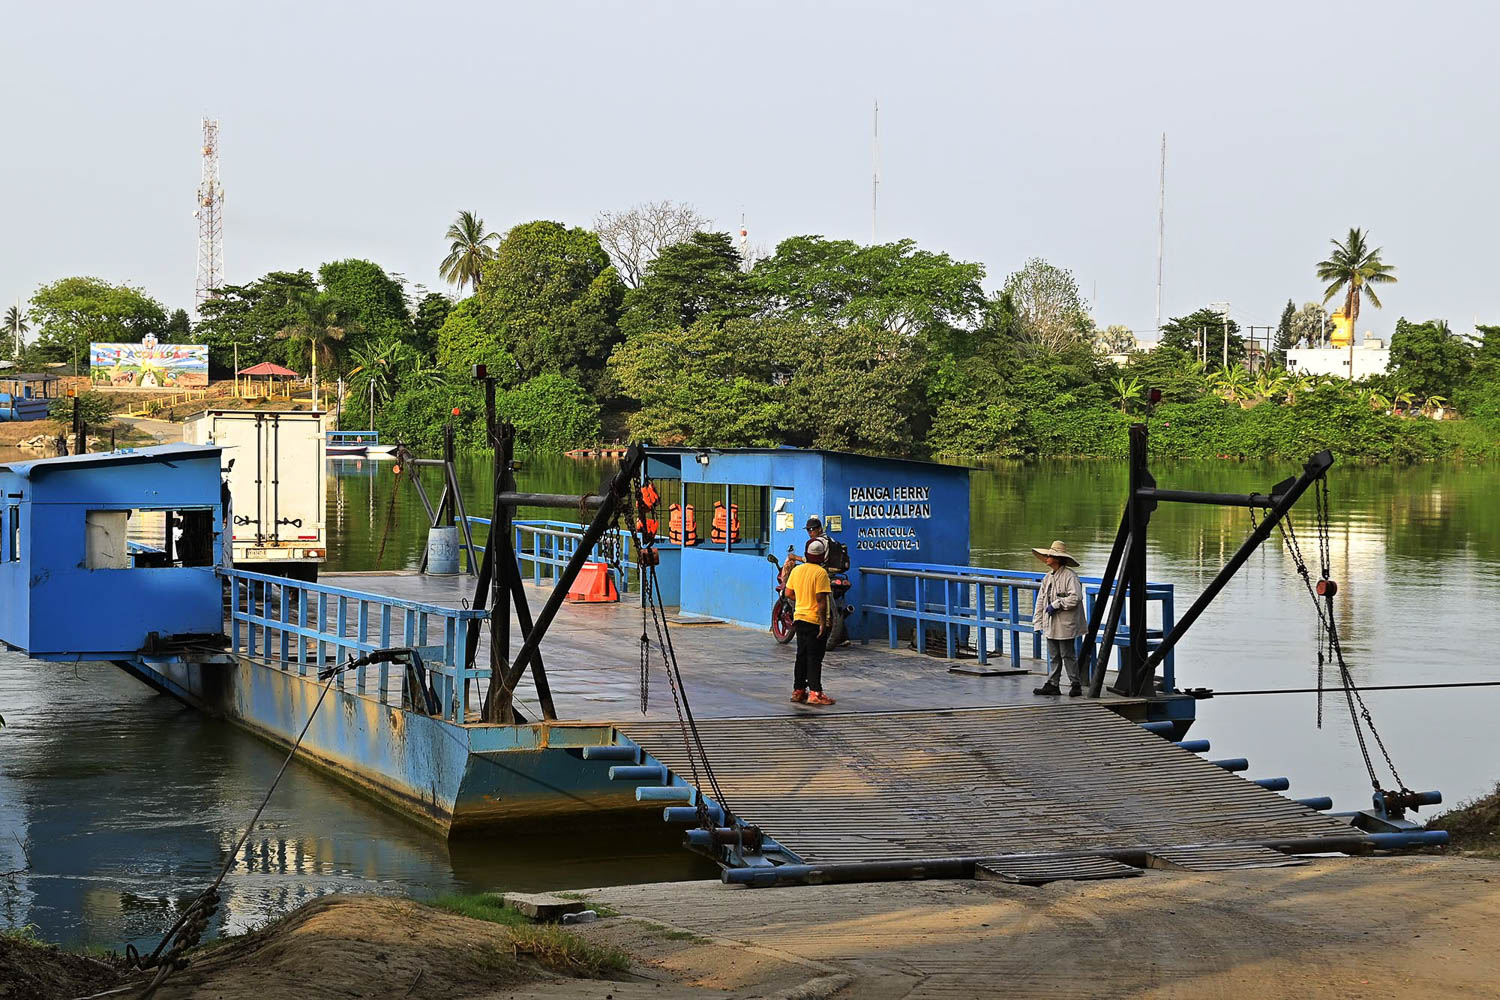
[626,479,735,832]
[1250,482,1407,793]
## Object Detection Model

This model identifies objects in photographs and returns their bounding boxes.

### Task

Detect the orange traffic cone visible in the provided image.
[566,562,619,603]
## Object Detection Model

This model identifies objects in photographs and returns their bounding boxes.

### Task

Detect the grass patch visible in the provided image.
[433,893,630,978]
[628,919,708,944]
[1429,783,1500,856]
[432,893,531,928]
[1,924,44,948]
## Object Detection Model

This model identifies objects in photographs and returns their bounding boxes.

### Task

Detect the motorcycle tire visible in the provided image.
[771,596,796,644]
[828,605,848,648]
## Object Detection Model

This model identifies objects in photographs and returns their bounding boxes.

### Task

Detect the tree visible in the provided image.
[1158,307,1246,365]
[1389,318,1472,399]
[412,292,452,355]
[195,271,319,372]
[779,321,930,454]
[28,277,168,372]
[1095,324,1136,355]
[500,373,602,452]
[318,259,411,350]
[475,220,625,391]
[1000,258,1092,353]
[434,299,518,385]
[165,309,192,340]
[1316,227,1397,339]
[750,236,985,340]
[1272,299,1295,368]
[275,291,361,398]
[594,200,710,288]
[345,337,404,424]
[1289,302,1329,349]
[607,317,785,446]
[3,305,28,359]
[439,210,500,293]
[619,232,751,339]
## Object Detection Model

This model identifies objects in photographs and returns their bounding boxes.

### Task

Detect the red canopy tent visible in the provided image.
[236,361,300,398]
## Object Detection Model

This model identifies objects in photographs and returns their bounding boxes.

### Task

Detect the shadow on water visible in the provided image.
[2,447,1498,946]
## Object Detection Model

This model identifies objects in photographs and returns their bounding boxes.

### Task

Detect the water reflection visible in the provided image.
[0,451,1495,946]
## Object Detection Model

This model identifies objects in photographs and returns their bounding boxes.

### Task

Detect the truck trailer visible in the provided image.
[185,409,328,581]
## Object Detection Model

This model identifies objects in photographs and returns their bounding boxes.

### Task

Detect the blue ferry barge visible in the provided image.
[0,438,1444,883]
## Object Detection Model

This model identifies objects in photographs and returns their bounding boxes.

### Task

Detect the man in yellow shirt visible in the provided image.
[783,538,836,706]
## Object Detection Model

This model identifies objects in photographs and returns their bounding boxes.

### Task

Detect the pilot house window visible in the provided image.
[86,508,216,569]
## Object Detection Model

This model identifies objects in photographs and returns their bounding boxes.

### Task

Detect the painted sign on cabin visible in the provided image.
[90,333,209,389]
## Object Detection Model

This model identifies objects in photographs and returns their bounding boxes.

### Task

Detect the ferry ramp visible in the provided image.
[619,703,1363,871]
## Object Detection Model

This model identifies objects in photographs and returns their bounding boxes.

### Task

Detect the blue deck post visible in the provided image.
[335,596,348,679]
[296,588,308,675]
[379,604,391,699]
[914,575,925,655]
[231,575,241,654]
[886,575,897,649]
[316,592,328,683]
[943,579,955,659]
[279,585,290,666]
[356,600,369,691]
[975,583,988,666]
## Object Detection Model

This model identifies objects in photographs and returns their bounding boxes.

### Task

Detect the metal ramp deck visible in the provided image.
[620,703,1362,868]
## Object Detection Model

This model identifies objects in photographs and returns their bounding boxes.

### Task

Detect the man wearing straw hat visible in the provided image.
[1031,539,1087,697]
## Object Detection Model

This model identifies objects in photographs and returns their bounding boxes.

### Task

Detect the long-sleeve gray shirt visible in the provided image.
[1032,566,1086,640]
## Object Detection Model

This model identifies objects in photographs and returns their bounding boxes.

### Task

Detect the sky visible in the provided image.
[2,0,1497,341]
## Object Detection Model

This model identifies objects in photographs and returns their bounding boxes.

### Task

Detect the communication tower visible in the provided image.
[194,118,225,309]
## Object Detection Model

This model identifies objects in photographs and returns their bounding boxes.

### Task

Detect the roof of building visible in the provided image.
[0,443,222,481]
[237,361,300,377]
[0,373,62,382]
[645,445,971,472]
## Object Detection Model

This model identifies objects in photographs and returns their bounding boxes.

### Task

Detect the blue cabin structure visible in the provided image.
[0,373,61,421]
[643,447,970,637]
[0,444,226,659]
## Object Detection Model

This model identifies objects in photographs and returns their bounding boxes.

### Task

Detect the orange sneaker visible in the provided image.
[805,691,836,706]
[790,688,807,703]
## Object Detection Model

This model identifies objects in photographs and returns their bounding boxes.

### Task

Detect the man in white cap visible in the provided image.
[1031,539,1086,697]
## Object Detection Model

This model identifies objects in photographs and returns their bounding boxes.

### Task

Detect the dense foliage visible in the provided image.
[18,221,1500,463]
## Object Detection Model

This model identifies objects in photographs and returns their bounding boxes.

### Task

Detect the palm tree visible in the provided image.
[276,292,360,409]
[345,338,403,425]
[1316,228,1397,352]
[3,305,27,358]
[439,211,500,294]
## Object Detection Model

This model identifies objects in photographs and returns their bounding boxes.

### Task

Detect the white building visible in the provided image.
[1285,340,1390,380]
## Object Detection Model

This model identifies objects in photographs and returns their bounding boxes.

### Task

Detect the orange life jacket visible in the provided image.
[668,503,698,545]
[635,516,660,539]
[639,482,660,509]
[710,501,741,543]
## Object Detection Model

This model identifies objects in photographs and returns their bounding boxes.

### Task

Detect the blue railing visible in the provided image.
[327,430,381,446]
[463,517,642,593]
[222,567,488,723]
[860,561,1176,690]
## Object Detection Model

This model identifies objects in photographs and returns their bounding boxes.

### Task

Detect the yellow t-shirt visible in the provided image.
[786,562,832,626]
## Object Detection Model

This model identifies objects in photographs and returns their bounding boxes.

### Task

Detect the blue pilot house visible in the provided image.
[642,447,970,638]
[0,444,226,659]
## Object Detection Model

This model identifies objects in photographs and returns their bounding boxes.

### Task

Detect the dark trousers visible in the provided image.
[794,620,828,692]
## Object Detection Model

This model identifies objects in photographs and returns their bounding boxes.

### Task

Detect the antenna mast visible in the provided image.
[1155,132,1166,335]
[871,99,880,243]
[195,118,225,311]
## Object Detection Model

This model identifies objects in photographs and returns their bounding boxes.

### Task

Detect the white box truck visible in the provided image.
[185,410,329,581]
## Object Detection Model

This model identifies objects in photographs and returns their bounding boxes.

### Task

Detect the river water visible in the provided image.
[3,450,1498,947]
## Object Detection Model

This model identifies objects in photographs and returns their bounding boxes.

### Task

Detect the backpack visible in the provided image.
[823,537,850,573]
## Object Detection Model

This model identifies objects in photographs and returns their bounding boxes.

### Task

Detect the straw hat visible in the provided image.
[1032,539,1079,567]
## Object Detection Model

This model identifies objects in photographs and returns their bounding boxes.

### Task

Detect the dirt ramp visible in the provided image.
[155,895,603,1000]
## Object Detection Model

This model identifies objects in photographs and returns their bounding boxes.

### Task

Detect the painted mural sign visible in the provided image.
[847,485,931,551]
[89,334,209,389]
